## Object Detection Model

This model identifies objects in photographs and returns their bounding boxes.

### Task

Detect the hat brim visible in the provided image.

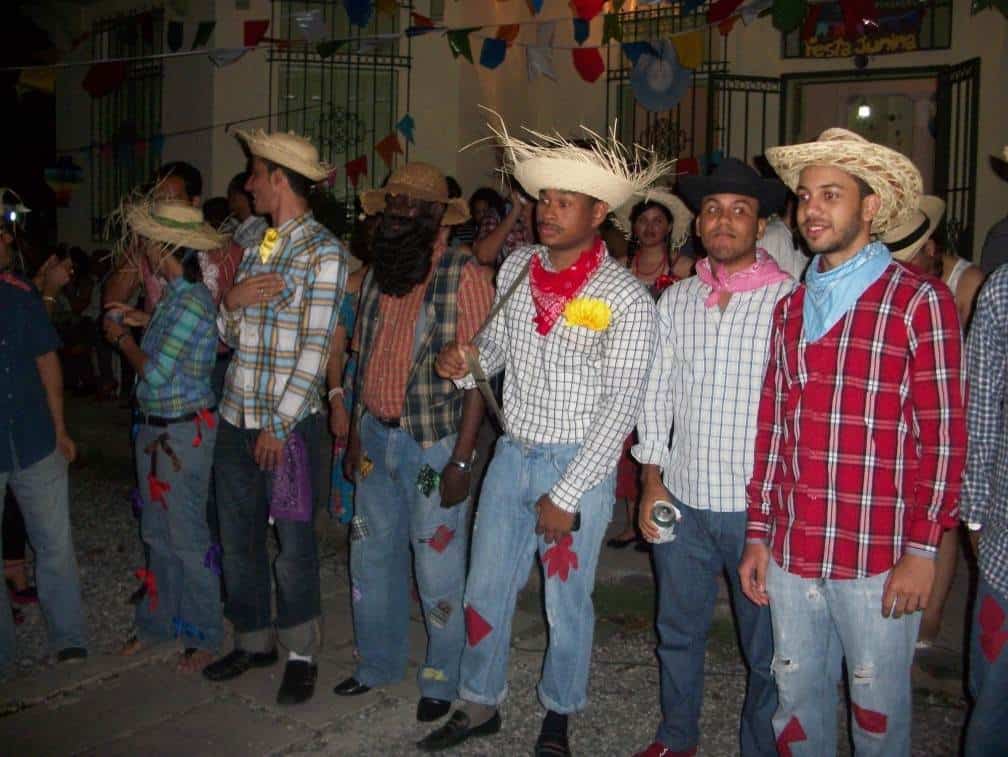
[882,195,945,262]
[235,129,331,183]
[678,174,787,218]
[359,182,470,226]
[126,206,226,251]
[765,140,922,234]
[630,61,691,113]
[512,157,634,212]
[612,188,693,247]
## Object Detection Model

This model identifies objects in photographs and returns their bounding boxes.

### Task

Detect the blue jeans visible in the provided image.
[458,437,612,714]
[765,558,920,756]
[0,447,86,675]
[133,416,221,651]
[652,504,776,755]
[214,415,322,655]
[965,576,1008,756]
[349,413,469,701]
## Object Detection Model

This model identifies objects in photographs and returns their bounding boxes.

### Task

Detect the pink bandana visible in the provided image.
[695,248,790,308]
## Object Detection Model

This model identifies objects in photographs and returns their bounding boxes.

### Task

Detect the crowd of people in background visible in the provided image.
[2,122,1008,757]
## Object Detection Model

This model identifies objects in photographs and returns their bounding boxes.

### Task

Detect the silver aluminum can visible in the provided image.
[651,500,681,544]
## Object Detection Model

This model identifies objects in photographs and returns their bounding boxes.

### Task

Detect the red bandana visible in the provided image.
[529,236,605,335]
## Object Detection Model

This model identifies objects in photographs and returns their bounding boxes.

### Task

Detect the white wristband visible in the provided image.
[327,387,344,400]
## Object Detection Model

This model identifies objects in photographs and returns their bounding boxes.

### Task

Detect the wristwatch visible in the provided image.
[447,450,478,472]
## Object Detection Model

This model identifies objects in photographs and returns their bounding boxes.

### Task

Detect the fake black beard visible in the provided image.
[370,214,440,297]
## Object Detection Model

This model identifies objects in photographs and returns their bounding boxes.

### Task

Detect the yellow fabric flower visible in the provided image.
[258,228,280,264]
[563,297,612,331]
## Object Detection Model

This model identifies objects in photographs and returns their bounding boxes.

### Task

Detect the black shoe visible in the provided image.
[276,660,317,705]
[606,535,638,549]
[202,648,279,681]
[416,696,452,722]
[333,676,371,696]
[417,710,501,752]
[534,732,572,757]
[56,647,88,663]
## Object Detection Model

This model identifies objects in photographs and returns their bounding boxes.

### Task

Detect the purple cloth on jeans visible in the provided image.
[270,431,313,522]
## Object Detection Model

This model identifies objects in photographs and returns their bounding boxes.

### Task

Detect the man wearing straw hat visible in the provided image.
[739,129,967,756]
[202,130,347,706]
[631,158,793,757]
[420,118,667,755]
[332,162,494,722]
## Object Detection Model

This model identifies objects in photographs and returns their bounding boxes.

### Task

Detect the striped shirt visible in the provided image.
[218,212,347,439]
[961,265,1008,597]
[137,277,217,417]
[633,275,795,512]
[746,262,967,579]
[470,244,658,513]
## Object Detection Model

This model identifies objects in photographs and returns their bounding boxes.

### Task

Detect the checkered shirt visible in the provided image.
[746,262,967,579]
[961,265,1008,597]
[634,275,795,512]
[469,244,658,513]
[218,212,347,439]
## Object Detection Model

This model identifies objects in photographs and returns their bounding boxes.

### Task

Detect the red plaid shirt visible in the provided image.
[746,263,966,579]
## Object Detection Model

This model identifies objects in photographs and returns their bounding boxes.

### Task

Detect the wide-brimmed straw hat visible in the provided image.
[125,200,226,251]
[614,188,693,248]
[479,109,676,228]
[235,129,332,182]
[882,195,945,262]
[679,158,786,218]
[359,163,470,226]
[765,128,922,234]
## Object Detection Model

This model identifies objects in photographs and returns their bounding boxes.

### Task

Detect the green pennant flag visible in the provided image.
[602,14,622,44]
[317,39,347,58]
[447,27,479,64]
[191,21,216,50]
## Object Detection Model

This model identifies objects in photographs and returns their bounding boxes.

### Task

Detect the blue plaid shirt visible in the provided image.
[962,265,1008,597]
[137,276,218,417]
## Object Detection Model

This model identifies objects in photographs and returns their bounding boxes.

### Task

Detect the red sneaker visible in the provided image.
[633,744,697,757]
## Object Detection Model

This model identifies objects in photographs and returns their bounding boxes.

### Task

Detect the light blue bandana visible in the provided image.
[803,240,892,343]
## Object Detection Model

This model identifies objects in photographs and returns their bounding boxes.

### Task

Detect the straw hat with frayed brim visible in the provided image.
[475,108,677,231]
[882,195,945,262]
[125,201,226,251]
[235,129,332,182]
[614,188,693,249]
[679,157,787,218]
[359,162,470,226]
[765,128,922,234]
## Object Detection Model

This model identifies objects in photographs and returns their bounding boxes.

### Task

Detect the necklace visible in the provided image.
[633,250,669,279]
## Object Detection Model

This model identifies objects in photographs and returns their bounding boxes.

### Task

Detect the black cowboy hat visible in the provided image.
[678,157,787,218]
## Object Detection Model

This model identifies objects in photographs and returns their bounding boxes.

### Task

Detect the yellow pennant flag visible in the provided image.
[18,67,57,94]
[672,30,703,71]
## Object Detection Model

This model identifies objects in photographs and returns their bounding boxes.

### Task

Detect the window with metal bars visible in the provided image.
[269,1,412,228]
[605,2,727,164]
[89,10,164,240]
[781,0,952,59]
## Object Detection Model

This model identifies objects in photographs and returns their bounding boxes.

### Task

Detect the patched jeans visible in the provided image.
[349,413,470,701]
[0,447,86,675]
[653,504,776,755]
[765,558,920,756]
[133,416,221,651]
[965,576,1008,756]
[458,437,612,714]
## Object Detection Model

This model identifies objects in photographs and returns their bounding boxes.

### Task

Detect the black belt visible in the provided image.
[138,407,217,427]
[372,414,401,428]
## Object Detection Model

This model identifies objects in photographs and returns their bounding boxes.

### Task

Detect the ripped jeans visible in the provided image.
[349,413,470,701]
[765,558,920,756]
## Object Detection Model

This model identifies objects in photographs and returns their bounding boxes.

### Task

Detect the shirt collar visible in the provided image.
[276,212,313,238]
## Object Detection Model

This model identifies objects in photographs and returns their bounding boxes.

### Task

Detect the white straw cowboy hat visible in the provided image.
[125,200,226,251]
[765,128,923,234]
[359,162,470,226]
[479,109,676,229]
[235,129,332,182]
[882,194,946,262]
[614,188,693,248]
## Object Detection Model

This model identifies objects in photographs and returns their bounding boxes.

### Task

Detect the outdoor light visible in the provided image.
[8,210,15,222]
[857,103,872,120]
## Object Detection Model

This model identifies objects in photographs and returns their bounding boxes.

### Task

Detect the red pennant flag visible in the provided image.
[840,0,879,39]
[410,11,435,29]
[718,15,739,35]
[426,525,455,553]
[542,534,580,581]
[677,157,700,176]
[570,0,605,20]
[571,48,604,83]
[802,5,824,41]
[244,19,270,47]
[707,0,744,24]
[464,604,493,646]
[375,132,403,169]
[776,716,807,757]
[345,156,368,188]
[82,62,127,98]
[496,24,521,45]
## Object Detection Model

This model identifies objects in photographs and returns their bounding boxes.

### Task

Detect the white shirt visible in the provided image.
[760,217,808,282]
[469,245,658,513]
[633,274,795,512]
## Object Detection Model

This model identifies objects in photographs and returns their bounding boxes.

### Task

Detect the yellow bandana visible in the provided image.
[563,297,612,331]
[258,228,280,264]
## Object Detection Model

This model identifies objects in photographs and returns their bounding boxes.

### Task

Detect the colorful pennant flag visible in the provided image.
[396,113,416,144]
[621,41,655,65]
[447,27,478,63]
[82,62,127,99]
[376,0,398,15]
[480,37,508,69]
[573,18,590,45]
[708,0,745,24]
[375,132,403,168]
[18,67,57,95]
[191,21,216,50]
[527,0,545,13]
[527,20,557,81]
[317,39,347,58]
[571,0,605,21]
[209,48,248,67]
[167,21,184,52]
[344,0,373,28]
[671,30,703,70]
[572,48,604,83]
[345,156,368,187]
[496,24,521,45]
[244,19,270,47]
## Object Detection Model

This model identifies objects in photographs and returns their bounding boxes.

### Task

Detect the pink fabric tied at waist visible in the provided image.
[695,248,791,308]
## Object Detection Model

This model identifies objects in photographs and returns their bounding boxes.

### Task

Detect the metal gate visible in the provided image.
[934,58,980,257]
[705,74,782,166]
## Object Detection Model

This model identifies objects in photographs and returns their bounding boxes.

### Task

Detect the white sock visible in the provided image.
[288,651,313,663]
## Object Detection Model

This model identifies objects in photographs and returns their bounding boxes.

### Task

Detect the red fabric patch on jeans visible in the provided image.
[776,715,807,756]
[426,525,455,553]
[852,702,887,734]
[979,593,1008,662]
[542,534,579,582]
[147,473,171,508]
[464,605,492,647]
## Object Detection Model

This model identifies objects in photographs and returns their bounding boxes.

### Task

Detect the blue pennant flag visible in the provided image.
[395,113,415,144]
[479,38,507,70]
[573,18,590,45]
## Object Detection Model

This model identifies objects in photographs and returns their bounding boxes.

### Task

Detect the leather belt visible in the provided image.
[372,415,401,428]
[138,407,217,427]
